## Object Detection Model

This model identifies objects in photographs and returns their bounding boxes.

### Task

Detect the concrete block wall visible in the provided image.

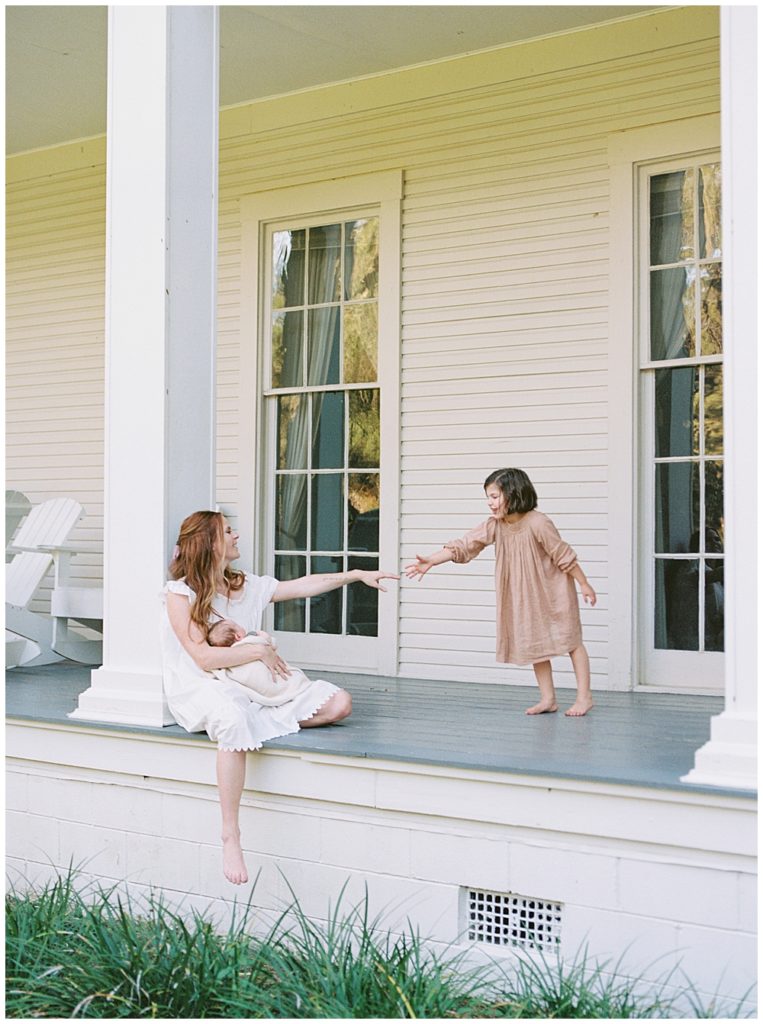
[6,722,756,1012]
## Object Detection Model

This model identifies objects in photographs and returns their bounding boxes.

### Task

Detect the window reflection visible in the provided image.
[655,463,699,554]
[650,268,694,360]
[655,367,698,458]
[699,164,722,259]
[650,170,694,265]
[699,264,722,356]
[310,555,343,634]
[655,559,699,650]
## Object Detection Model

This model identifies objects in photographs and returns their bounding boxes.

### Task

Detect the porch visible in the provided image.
[5,662,742,796]
[7,663,756,1012]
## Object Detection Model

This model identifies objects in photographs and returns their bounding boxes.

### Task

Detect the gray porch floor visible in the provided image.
[6,662,754,799]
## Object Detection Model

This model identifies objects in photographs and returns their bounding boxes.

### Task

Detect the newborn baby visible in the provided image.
[206,618,323,706]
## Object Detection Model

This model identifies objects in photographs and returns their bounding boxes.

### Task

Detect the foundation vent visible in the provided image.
[465,888,562,951]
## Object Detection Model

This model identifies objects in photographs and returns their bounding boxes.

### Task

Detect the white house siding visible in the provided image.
[6,10,721,683]
[7,725,756,1013]
[6,142,107,609]
[216,9,720,688]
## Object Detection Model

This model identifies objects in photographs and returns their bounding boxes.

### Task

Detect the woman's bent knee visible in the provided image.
[330,689,352,722]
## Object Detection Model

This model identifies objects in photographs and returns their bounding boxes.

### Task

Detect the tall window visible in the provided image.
[267,218,381,638]
[640,158,723,688]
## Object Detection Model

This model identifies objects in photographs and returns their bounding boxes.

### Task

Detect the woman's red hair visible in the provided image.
[169,511,245,636]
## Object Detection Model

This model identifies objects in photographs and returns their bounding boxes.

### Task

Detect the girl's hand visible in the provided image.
[355,569,399,592]
[404,555,434,580]
[258,644,289,681]
[580,582,597,606]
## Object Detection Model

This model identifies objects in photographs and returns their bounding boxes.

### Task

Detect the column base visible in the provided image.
[69,666,176,728]
[681,710,757,791]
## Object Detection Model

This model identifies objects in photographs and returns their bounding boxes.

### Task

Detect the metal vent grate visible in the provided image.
[465,888,562,950]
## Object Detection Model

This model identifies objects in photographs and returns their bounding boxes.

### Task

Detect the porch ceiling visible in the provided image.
[6,4,660,155]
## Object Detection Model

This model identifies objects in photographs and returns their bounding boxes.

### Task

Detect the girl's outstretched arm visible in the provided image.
[404,548,454,580]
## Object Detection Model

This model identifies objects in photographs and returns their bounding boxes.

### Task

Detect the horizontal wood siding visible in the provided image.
[218,28,719,687]
[6,161,106,608]
[6,13,719,680]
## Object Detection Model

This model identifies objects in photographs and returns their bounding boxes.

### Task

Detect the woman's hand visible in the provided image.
[257,643,290,681]
[355,569,400,592]
[580,581,597,606]
[404,555,435,580]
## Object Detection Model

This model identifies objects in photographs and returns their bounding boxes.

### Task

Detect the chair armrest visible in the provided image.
[11,542,102,555]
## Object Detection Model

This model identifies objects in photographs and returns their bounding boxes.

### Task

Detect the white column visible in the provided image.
[71,6,219,727]
[683,7,757,789]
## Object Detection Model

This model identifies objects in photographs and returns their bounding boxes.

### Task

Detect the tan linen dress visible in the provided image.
[445,510,582,665]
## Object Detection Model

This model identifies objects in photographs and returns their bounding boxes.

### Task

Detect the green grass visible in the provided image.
[5,869,752,1018]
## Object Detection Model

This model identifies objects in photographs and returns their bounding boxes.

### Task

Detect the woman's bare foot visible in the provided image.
[565,697,594,717]
[525,700,559,715]
[222,834,248,884]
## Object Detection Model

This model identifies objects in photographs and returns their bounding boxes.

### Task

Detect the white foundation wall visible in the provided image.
[7,721,756,1012]
[6,9,721,684]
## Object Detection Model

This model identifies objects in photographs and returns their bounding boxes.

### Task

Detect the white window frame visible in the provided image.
[607,115,721,694]
[239,171,402,675]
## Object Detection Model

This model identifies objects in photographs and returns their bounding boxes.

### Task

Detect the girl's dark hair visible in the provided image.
[484,468,538,514]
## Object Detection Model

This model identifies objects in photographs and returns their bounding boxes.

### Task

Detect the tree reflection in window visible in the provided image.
[269,218,381,636]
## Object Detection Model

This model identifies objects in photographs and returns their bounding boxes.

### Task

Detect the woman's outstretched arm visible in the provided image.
[272,568,398,603]
[166,593,289,676]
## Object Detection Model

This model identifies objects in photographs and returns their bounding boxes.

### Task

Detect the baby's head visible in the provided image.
[207,618,247,647]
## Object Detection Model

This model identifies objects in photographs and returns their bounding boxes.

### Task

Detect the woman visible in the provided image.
[162,510,397,884]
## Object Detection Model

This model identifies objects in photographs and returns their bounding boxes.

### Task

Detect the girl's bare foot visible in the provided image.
[565,697,594,717]
[222,834,248,884]
[526,700,558,715]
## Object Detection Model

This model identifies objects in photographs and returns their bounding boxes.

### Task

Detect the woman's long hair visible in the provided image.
[169,511,245,636]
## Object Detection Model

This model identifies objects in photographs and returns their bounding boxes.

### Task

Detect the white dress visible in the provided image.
[160,573,340,751]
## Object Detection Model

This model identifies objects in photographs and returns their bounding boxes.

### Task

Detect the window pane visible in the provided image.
[311,473,343,550]
[312,392,344,469]
[650,170,694,265]
[272,310,304,388]
[706,461,724,552]
[344,303,378,384]
[704,365,723,455]
[307,307,341,386]
[655,463,699,553]
[275,475,306,550]
[274,555,305,632]
[699,163,722,259]
[699,264,722,356]
[705,559,724,652]
[308,224,341,304]
[655,559,699,650]
[650,267,694,361]
[310,555,343,634]
[344,218,379,299]
[349,388,380,468]
[277,395,307,470]
[272,229,305,309]
[655,367,698,458]
[348,556,379,636]
[348,473,380,552]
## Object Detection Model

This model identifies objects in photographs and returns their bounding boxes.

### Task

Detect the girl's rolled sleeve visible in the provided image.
[534,515,578,573]
[444,518,495,564]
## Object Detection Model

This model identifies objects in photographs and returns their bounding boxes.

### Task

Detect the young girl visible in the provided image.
[404,468,596,717]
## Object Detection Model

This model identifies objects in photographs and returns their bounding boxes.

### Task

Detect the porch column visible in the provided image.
[682,7,757,789]
[71,6,219,726]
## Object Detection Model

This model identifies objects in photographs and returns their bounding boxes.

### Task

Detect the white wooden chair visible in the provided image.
[6,490,31,561]
[6,497,104,667]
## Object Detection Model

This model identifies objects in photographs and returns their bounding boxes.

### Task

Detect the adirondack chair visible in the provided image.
[6,490,31,561]
[6,497,103,667]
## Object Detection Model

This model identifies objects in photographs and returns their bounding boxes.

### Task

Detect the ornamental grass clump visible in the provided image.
[5,868,752,1019]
